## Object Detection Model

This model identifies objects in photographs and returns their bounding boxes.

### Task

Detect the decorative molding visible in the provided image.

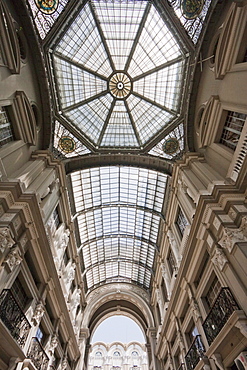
[218,216,247,252]
[211,245,228,270]
[190,298,202,321]
[235,319,247,339]
[48,333,58,355]
[0,227,15,253]
[32,302,45,326]
[4,246,22,271]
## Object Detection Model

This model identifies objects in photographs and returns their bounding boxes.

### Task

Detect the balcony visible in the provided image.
[185,335,205,370]
[202,287,239,346]
[0,289,31,348]
[28,337,49,370]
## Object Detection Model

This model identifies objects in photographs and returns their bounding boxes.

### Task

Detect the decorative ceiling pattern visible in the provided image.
[50,0,187,151]
[70,166,167,291]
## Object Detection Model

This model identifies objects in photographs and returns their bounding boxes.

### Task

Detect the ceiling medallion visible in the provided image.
[58,136,76,153]
[109,72,131,99]
[35,0,59,14]
[181,0,204,20]
[163,137,179,154]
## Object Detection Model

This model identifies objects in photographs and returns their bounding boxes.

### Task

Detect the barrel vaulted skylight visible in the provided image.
[70,166,167,291]
[50,0,188,151]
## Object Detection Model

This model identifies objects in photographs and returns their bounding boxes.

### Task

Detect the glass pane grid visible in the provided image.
[50,0,189,150]
[65,94,113,144]
[127,95,174,144]
[176,207,189,236]
[71,166,167,290]
[92,0,147,70]
[128,5,182,77]
[101,101,139,147]
[0,107,14,147]
[220,111,246,151]
[55,4,112,76]
[53,56,107,108]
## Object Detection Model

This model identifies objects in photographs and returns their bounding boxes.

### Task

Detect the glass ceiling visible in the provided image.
[50,0,188,151]
[70,166,167,291]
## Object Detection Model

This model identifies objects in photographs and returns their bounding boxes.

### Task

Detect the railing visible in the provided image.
[177,363,186,370]
[28,337,49,370]
[227,119,247,182]
[0,289,31,348]
[185,335,205,370]
[202,287,239,345]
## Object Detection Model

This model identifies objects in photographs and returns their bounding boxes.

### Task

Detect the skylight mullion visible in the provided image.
[124,100,141,146]
[124,2,151,71]
[89,2,115,71]
[132,91,177,116]
[97,99,116,146]
[62,91,109,113]
[54,51,109,81]
[132,55,185,82]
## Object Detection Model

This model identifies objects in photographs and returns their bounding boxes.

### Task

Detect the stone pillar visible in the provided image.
[147,327,160,370]
[75,328,90,370]
[167,229,181,267]
[161,263,172,300]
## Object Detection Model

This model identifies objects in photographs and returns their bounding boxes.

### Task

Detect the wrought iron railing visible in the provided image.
[185,335,205,370]
[0,289,31,347]
[203,287,239,345]
[28,337,49,370]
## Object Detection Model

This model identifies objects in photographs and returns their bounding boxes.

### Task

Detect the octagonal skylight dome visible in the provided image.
[51,0,188,151]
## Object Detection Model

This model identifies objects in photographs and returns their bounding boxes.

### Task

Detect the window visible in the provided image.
[220,111,246,150]
[168,249,177,276]
[63,248,69,266]
[0,107,15,148]
[161,278,168,303]
[36,327,44,342]
[53,206,61,229]
[176,207,189,236]
[205,277,221,308]
[11,277,29,311]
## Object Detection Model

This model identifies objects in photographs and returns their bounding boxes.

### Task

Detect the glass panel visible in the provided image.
[127,95,174,144]
[64,94,113,144]
[128,5,182,77]
[220,111,246,151]
[0,107,14,147]
[133,60,185,111]
[176,207,189,236]
[148,123,184,159]
[92,0,147,70]
[50,0,189,150]
[27,0,69,40]
[53,55,107,109]
[55,3,112,76]
[53,121,91,158]
[101,101,139,147]
[71,166,167,290]
[167,0,213,44]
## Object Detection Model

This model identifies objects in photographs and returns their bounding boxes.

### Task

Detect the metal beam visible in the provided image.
[64,153,173,175]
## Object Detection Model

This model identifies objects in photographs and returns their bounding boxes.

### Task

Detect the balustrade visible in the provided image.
[0,289,31,347]
[28,337,49,370]
[203,287,239,345]
[185,335,205,369]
